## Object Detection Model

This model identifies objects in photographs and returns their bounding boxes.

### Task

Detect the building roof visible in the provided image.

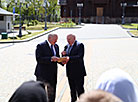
[0,8,18,16]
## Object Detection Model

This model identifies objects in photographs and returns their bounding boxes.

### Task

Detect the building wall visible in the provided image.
[0,16,6,32]
[0,16,12,32]
[6,16,12,32]
[60,0,138,23]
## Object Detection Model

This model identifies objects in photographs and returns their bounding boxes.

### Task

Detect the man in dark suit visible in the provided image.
[62,34,87,102]
[34,34,60,102]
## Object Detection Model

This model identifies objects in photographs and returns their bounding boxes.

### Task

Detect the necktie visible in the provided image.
[51,45,54,55]
[67,45,72,55]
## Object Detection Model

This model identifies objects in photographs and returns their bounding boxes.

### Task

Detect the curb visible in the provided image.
[127,31,138,38]
[120,25,138,38]
[0,27,59,44]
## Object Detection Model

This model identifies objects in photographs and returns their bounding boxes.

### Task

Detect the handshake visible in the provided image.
[51,56,69,64]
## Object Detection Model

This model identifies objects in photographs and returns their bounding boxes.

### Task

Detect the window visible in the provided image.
[0,16,4,21]
[127,1,137,6]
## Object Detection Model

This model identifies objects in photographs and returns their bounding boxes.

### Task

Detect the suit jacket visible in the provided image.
[35,40,60,81]
[9,81,47,102]
[64,41,86,79]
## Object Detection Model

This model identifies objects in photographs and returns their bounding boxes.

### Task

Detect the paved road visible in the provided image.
[0,24,138,102]
[53,24,131,40]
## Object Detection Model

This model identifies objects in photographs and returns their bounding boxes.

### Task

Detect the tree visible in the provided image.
[46,0,60,22]
[3,0,60,22]
[0,0,1,8]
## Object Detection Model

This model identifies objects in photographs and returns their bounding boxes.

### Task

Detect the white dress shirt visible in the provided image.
[47,40,56,56]
[96,68,138,102]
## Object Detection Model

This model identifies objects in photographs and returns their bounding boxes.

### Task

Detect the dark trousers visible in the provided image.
[37,76,57,102]
[68,77,85,102]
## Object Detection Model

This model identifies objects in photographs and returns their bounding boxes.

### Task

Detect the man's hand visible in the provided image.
[62,56,69,64]
[51,56,60,62]
[61,51,66,56]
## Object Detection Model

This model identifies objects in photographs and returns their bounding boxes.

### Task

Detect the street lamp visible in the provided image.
[35,8,38,20]
[120,2,127,24]
[26,1,32,20]
[26,3,30,25]
[16,0,25,37]
[77,3,83,25]
[55,10,58,22]
[70,9,72,21]
[64,8,66,22]
[43,0,47,30]
[53,9,55,21]
[35,1,39,20]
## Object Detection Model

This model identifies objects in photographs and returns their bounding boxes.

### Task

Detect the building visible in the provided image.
[0,8,14,33]
[59,0,138,24]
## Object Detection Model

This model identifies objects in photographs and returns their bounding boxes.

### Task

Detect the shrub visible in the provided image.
[34,20,38,25]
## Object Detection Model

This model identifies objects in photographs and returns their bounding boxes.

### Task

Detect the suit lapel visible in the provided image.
[69,41,77,55]
[45,40,53,55]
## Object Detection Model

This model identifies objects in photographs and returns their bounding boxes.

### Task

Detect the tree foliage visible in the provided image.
[0,0,1,8]
[1,0,60,22]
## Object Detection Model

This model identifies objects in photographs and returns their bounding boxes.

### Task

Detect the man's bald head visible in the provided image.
[48,34,58,45]
[67,34,76,46]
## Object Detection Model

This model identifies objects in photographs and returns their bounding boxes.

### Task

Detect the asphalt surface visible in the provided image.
[0,24,138,102]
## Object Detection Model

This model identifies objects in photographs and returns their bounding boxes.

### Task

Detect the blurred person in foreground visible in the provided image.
[34,34,61,102]
[61,34,87,102]
[78,89,122,102]
[96,68,138,102]
[8,80,48,102]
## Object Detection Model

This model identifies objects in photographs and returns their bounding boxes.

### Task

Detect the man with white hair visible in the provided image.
[62,34,87,102]
[35,34,60,102]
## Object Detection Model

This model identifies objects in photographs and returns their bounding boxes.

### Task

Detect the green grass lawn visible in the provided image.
[17,30,45,40]
[122,23,138,29]
[14,22,59,30]
[0,22,76,42]
[56,21,76,28]
[121,23,138,37]
[14,21,76,30]
[130,30,138,36]
[0,30,46,42]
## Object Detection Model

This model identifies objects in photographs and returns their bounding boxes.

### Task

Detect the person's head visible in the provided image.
[78,90,122,102]
[53,34,58,44]
[96,68,138,102]
[8,81,48,102]
[48,34,58,45]
[67,34,76,46]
